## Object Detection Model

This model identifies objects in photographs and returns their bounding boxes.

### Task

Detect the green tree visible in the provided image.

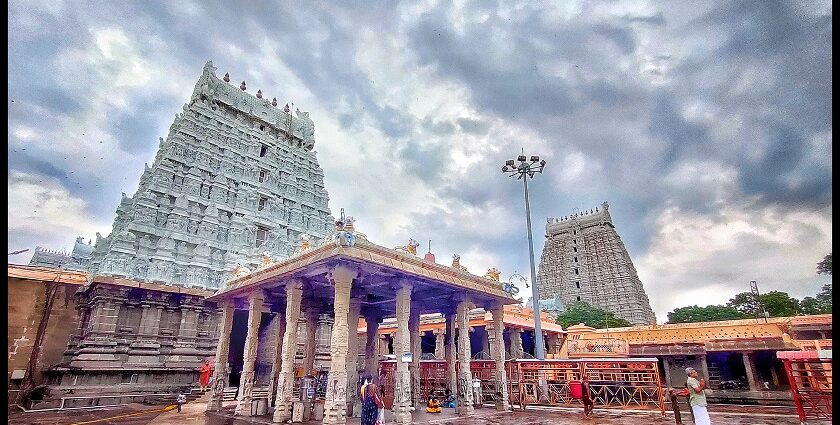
[727,290,801,317]
[666,305,745,324]
[556,301,632,329]
[801,284,832,314]
[800,297,823,315]
[727,292,762,316]
[817,253,832,275]
[761,291,801,317]
[815,283,832,311]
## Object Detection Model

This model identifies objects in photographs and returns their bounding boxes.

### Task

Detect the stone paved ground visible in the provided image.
[9,400,832,425]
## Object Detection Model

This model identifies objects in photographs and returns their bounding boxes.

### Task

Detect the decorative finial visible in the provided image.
[284,103,290,113]
[272,97,278,107]
[240,81,247,91]
[223,72,230,82]
[423,240,436,263]
[256,89,263,99]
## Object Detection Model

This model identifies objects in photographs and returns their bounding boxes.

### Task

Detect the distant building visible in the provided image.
[28,237,93,271]
[536,202,656,325]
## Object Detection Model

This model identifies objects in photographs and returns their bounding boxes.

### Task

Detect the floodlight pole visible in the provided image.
[503,150,547,360]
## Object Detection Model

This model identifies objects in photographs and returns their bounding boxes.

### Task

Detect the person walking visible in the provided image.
[581,375,594,418]
[360,381,384,425]
[176,392,187,413]
[685,367,711,425]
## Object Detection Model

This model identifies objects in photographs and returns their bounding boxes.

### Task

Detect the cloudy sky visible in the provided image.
[8,1,832,323]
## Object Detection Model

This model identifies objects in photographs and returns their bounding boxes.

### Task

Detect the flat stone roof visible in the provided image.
[7,264,88,284]
[210,237,519,315]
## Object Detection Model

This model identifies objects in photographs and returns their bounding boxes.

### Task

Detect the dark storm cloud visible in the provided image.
[405,0,832,218]
[108,97,179,156]
[7,1,831,319]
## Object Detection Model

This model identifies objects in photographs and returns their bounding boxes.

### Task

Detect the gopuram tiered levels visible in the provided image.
[39,62,336,408]
[536,202,656,325]
[87,61,334,290]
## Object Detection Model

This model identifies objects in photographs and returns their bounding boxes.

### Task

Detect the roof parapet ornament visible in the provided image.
[294,233,312,255]
[272,97,278,107]
[483,268,501,281]
[223,72,230,82]
[451,254,468,272]
[259,251,274,269]
[395,239,420,256]
[256,89,263,99]
[231,262,251,279]
[240,81,247,91]
[334,208,357,247]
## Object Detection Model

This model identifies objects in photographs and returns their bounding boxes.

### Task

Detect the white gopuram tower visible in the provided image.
[536,202,656,325]
[87,61,335,289]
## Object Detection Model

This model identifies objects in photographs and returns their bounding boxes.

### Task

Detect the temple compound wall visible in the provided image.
[537,202,656,325]
[565,314,832,405]
[7,266,87,406]
[31,276,220,410]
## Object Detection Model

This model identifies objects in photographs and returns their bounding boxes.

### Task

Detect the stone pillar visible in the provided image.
[379,334,390,355]
[742,352,760,391]
[445,311,457,396]
[273,280,303,423]
[235,292,264,416]
[770,362,780,386]
[662,357,673,388]
[302,309,319,375]
[698,354,710,384]
[322,265,357,425]
[434,329,445,360]
[178,305,200,339]
[510,328,524,359]
[268,310,286,405]
[346,297,362,417]
[490,307,510,411]
[392,281,413,424]
[138,303,163,336]
[208,301,234,412]
[546,333,561,357]
[482,326,491,357]
[90,299,121,334]
[456,297,474,415]
[409,301,421,407]
[364,314,381,380]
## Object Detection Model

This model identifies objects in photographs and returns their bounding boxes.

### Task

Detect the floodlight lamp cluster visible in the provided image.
[502,154,546,178]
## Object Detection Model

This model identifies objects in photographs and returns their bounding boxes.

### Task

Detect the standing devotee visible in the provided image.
[199,360,212,392]
[685,367,712,425]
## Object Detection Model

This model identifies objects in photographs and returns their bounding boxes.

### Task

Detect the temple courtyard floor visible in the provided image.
[8,398,830,425]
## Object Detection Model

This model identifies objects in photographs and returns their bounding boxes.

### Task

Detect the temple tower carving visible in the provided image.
[537,202,656,325]
[86,61,334,289]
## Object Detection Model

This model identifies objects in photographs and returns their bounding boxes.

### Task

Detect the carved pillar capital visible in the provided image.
[328,264,358,285]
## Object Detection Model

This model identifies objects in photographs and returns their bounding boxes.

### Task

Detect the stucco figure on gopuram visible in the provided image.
[86,61,335,289]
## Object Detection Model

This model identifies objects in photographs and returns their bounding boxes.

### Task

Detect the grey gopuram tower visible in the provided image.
[536,202,656,325]
[87,61,334,289]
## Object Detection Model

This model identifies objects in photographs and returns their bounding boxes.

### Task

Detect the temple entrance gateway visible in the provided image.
[206,218,519,424]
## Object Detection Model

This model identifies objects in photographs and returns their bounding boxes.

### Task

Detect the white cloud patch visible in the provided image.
[8,172,110,256]
[637,204,833,323]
